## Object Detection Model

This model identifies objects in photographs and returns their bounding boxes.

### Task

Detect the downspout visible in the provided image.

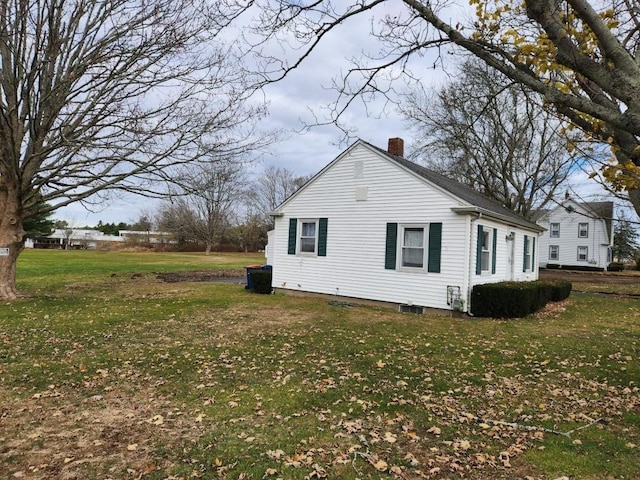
[466,212,482,316]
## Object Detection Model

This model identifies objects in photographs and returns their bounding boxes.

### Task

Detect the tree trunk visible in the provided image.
[0,222,25,300]
[205,243,212,255]
[629,187,640,219]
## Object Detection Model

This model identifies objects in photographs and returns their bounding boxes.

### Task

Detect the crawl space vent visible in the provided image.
[399,304,424,314]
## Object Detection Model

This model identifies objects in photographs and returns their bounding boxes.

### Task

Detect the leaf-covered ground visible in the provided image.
[1,253,639,479]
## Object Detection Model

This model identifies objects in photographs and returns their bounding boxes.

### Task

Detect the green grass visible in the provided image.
[0,250,638,479]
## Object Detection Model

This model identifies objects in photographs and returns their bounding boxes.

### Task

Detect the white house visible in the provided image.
[536,199,614,270]
[266,138,544,314]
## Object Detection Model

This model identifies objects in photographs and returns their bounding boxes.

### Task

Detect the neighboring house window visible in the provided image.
[475,225,497,275]
[578,223,589,238]
[549,245,559,261]
[385,222,442,273]
[550,223,560,238]
[577,246,588,262]
[401,226,425,268]
[287,218,328,256]
[523,234,535,272]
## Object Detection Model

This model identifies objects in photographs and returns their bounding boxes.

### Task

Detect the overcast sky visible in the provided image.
[56,1,633,226]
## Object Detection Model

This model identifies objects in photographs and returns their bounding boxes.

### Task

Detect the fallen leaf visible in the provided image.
[127,444,138,451]
[371,459,388,471]
[376,360,386,368]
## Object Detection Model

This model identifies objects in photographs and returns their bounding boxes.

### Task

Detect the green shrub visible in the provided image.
[547,280,572,301]
[471,280,571,318]
[607,262,625,272]
[249,269,272,294]
[471,282,538,318]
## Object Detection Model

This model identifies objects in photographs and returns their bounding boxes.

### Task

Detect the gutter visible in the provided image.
[451,206,545,233]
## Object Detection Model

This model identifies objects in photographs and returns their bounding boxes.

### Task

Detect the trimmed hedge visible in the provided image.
[607,262,625,272]
[249,269,272,294]
[471,280,571,318]
[542,264,604,272]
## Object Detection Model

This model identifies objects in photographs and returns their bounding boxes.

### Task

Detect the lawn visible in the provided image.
[1,250,638,479]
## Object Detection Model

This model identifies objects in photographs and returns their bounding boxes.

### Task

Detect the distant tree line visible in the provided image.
[31,165,311,254]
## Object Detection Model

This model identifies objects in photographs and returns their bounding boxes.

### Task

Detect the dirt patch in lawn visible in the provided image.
[539,268,640,284]
[156,269,245,283]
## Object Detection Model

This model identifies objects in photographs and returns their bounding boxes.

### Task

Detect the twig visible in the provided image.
[464,413,603,438]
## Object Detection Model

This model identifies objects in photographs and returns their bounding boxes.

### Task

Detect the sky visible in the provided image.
[55,1,636,227]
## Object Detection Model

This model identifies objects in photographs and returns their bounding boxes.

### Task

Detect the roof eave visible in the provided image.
[451,206,546,232]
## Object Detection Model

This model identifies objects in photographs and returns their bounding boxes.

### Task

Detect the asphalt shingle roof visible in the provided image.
[364,140,543,231]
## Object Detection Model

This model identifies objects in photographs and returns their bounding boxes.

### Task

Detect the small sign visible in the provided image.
[0,248,9,256]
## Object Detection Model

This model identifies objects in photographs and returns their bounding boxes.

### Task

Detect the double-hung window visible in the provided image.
[578,223,589,238]
[480,229,491,272]
[549,245,559,261]
[287,218,328,257]
[299,220,317,253]
[401,226,425,268]
[385,222,442,273]
[550,223,560,238]
[577,246,588,262]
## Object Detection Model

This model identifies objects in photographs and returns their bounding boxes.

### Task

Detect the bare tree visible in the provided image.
[241,0,640,216]
[401,60,582,219]
[0,0,267,298]
[248,165,312,227]
[160,159,248,254]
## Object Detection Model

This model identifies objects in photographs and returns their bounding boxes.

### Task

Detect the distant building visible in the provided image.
[535,199,614,270]
[25,229,174,249]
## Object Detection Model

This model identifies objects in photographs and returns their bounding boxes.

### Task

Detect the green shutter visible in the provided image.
[491,228,497,274]
[427,223,442,273]
[531,236,536,271]
[476,225,483,275]
[288,218,297,255]
[523,234,528,272]
[318,218,328,256]
[385,223,397,270]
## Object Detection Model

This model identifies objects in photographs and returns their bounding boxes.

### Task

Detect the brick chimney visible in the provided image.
[387,137,404,157]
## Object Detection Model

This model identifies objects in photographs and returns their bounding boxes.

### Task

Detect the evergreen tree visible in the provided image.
[612,215,639,263]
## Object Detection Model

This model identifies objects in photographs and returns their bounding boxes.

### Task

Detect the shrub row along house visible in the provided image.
[266,138,544,314]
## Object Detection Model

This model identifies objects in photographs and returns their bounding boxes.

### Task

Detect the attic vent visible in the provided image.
[399,304,424,314]
[354,160,364,178]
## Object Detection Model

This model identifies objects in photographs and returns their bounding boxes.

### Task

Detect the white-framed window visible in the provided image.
[401,225,425,269]
[578,223,589,238]
[577,246,588,262]
[481,229,491,272]
[549,245,559,261]
[524,235,534,271]
[299,220,318,254]
[550,223,560,238]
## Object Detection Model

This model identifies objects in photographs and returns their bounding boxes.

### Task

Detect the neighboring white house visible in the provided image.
[536,199,614,270]
[266,138,544,314]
